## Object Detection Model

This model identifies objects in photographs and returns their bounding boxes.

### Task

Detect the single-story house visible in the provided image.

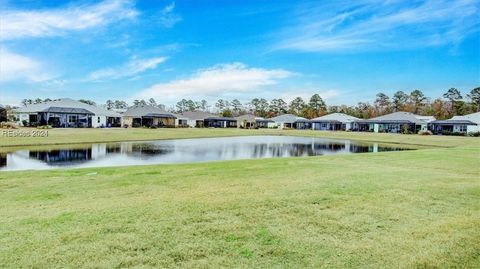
[429,112,480,135]
[204,116,237,128]
[180,111,218,128]
[311,113,359,131]
[235,114,272,128]
[12,98,122,128]
[123,105,177,128]
[172,113,189,127]
[0,104,6,122]
[269,114,308,129]
[354,112,435,133]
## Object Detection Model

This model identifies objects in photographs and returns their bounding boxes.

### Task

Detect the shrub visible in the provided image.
[37,125,52,129]
[418,130,432,135]
[401,124,410,134]
[468,131,480,137]
[0,122,18,129]
[149,125,158,129]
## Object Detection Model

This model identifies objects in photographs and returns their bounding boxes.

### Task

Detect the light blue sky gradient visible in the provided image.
[0,0,479,106]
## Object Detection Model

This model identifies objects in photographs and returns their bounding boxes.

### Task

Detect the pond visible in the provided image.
[0,136,413,171]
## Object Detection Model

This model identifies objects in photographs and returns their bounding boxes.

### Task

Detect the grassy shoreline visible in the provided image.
[0,130,479,268]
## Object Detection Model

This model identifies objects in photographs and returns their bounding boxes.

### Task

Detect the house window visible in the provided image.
[459,125,467,132]
[98,117,101,123]
[68,115,77,123]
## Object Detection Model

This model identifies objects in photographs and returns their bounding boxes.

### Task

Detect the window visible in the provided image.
[98,117,101,123]
[68,115,77,123]
[459,125,467,132]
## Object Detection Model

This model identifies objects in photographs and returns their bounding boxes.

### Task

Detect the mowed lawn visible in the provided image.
[0,129,479,268]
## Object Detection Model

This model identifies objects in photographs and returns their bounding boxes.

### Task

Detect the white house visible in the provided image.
[269,114,308,129]
[13,98,122,128]
[354,112,435,133]
[310,113,360,131]
[429,112,480,135]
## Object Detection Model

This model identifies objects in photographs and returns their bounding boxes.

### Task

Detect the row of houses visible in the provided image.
[4,98,480,135]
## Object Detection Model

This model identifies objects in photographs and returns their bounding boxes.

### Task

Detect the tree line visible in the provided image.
[19,87,479,120]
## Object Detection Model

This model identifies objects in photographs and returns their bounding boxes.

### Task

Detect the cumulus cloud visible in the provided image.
[0,48,52,82]
[138,62,293,100]
[276,0,479,52]
[0,0,138,40]
[89,57,167,80]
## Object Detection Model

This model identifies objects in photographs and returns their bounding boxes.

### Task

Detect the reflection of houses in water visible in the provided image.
[0,153,7,168]
[28,148,93,166]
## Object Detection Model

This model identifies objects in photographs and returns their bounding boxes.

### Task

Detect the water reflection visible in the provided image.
[0,136,411,171]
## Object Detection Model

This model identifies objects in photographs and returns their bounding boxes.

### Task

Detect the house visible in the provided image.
[204,116,237,128]
[12,98,122,128]
[181,111,218,128]
[310,113,359,131]
[429,112,480,135]
[0,104,6,122]
[354,112,435,133]
[172,113,189,127]
[123,105,177,128]
[235,114,272,128]
[269,114,308,129]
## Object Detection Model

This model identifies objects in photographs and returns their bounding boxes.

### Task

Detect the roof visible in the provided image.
[0,104,5,111]
[181,111,218,120]
[450,112,480,124]
[269,114,307,123]
[205,116,237,121]
[311,113,359,123]
[123,105,176,118]
[356,112,434,124]
[432,112,480,125]
[235,114,265,122]
[13,98,121,117]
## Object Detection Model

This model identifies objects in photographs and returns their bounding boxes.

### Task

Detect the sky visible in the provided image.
[0,0,479,107]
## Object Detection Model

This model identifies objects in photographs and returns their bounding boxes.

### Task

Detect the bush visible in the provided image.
[467,131,480,137]
[149,125,158,129]
[442,130,465,136]
[401,124,410,134]
[0,122,18,129]
[418,130,433,135]
[37,125,52,129]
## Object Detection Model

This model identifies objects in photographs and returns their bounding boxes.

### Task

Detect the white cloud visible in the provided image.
[276,0,479,52]
[159,2,182,28]
[139,62,293,100]
[0,0,138,40]
[89,57,167,80]
[0,48,52,82]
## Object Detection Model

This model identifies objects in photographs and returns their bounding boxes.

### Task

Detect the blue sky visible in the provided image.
[0,0,479,107]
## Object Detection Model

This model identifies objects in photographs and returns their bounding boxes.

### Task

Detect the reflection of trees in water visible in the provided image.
[28,148,92,166]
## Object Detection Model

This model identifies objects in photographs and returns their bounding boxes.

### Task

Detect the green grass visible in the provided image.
[0,129,479,268]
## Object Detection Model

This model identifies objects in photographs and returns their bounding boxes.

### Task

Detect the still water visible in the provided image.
[0,136,411,171]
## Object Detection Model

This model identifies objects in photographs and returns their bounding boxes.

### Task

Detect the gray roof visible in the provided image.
[432,112,480,125]
[235,114,265,122]
[0,104,5,110]
[450,112,480,125]
[124,105,176,118]
[311,113,359,123]
[269,114,307,123]
[205,116,237,121]
[13,98,121,117]
[181,111,218,120]
[356,112,433,124]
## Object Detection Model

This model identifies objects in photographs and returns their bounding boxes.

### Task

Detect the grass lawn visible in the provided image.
[0,129,479,268]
